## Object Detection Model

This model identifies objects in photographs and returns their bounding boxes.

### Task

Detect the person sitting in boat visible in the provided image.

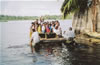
[53,21,62,37]
[64,27,75,41]
[30,29,40,53]
[49,23,53,32]
[38,24,42,33]
[42,23,46,33]
[45,22,50,33]
[51,21,55,32]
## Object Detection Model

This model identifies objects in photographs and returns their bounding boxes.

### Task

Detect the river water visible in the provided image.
[0,20,100,65]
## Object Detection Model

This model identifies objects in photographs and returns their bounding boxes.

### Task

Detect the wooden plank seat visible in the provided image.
[40,38,66,43]
[39,33,56,38]
[38,33,66,43]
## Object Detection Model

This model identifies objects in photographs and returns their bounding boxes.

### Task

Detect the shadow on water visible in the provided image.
[33,42,100,65]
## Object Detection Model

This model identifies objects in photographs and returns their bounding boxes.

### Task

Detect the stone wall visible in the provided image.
[72,3,100,34]
[97,4,100,32]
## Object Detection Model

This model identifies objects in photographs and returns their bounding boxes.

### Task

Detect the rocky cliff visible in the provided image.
[72,2,100,44]
[72,3,100,34]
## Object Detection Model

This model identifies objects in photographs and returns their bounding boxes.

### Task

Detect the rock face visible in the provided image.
[72,2,100,44]
[72,3,100,35]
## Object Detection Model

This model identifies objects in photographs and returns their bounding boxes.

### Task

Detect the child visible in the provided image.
[46,23,50,33]
[42,23,46,33]
[49,24,52,32]
[30,29,40,53]
[38,24,42,33]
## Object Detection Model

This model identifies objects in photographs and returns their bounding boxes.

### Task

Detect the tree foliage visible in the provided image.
[61,0,93,19]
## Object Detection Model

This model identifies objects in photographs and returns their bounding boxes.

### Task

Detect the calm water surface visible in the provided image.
[0,20,100,65]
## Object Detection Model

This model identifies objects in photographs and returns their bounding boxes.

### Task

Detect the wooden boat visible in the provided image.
[39,33,66,43]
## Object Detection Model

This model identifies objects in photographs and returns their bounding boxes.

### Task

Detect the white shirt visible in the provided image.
[64,30,75,39]
[31,31,40,44]
[53,27,62,35]
[42,26,45,31]
[54,29,60,35]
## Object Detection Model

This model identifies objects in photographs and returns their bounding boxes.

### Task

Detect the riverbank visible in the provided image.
[74,32,100,46]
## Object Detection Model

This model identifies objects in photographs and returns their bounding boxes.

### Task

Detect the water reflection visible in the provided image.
[32,42,100,65]
[2,39,100,65]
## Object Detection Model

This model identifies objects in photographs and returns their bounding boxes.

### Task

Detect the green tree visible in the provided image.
[61,0,99,32]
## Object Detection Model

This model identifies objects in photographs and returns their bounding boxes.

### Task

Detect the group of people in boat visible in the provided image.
[30,19,62,38]
[29,18,62,53]
[29,18,75,53]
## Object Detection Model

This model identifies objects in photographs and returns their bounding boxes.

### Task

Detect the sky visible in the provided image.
[0,0,64,16]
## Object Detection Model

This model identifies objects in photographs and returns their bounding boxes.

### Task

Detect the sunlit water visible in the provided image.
[0,20,100,65]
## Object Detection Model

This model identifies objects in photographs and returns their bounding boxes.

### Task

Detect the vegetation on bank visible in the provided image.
[0,15,38,22]
[0,14,72,22]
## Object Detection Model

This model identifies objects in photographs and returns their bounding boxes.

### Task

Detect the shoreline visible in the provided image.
[74,33,100,46]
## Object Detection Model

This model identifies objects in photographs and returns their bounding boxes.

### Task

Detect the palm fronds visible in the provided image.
[61,0,92,19]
